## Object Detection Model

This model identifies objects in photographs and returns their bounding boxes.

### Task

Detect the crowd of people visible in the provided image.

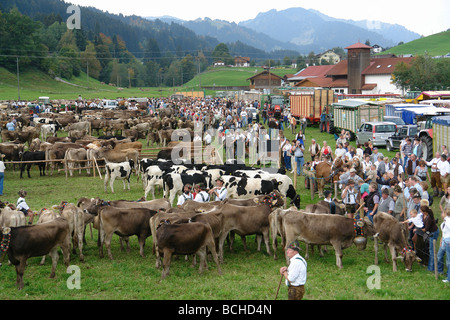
[3,96,449,284]
[290,128,450,283]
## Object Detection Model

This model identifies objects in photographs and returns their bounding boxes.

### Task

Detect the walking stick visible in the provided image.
[433,239,438,280]
[275,274,284,300]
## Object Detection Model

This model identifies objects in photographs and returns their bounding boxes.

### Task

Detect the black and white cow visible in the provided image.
[40,124,60,141]
[233,170,300,208]
[163,172,210,206]
[104,160,134,193]
[222,176,282,200]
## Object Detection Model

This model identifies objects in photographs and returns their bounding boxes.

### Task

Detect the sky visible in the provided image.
[67,0,449,37]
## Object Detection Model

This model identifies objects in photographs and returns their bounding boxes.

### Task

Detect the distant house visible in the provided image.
[316,50,341,65]
[372,44,383,54]
[214,61,225,67]
[247,70,283,90]
[234,56,251,67]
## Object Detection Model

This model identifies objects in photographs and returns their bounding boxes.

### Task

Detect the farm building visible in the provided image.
[247,70,283,90]
[287,42,414,95]
[234,56,251,67]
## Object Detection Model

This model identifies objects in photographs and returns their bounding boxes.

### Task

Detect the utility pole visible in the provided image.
[86,59,89,88]
[16,56,20,100]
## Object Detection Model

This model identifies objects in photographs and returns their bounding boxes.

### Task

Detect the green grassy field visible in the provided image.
[380,30,450,57]
[0,66,298,102]
[0,124,447,300]
[184,66,298,89]
[0,67,178,101]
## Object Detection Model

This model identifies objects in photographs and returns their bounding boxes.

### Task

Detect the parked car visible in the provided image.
[356,121,397,147]
[245,107,258,119]
[385,125,419,152]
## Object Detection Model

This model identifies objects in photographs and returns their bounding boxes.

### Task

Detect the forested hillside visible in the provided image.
[0,0,220,87]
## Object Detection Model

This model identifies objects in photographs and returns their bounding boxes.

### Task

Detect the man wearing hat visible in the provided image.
[209,177,227,201]
[177,184,193,207]
[342,179,359,218]
[279,241,307,300]
[194,183,210,203]
[393,185,407,221]
[334,168,363,192]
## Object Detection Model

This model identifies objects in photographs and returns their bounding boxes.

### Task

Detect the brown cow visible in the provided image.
[155,220,222,280]
[47,142,84,175]
[97,206,157,260]
[59,202,86,262]
[211,191,284,263]
[1,218,71,290]
[314,157,343,198]
[280,210,374,268]
[305,199,346,215]
[373,211,421,272]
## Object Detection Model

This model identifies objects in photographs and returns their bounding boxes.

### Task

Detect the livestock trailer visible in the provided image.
[289,89,335,124]
[432,116,450,159]
[332,100,382,139]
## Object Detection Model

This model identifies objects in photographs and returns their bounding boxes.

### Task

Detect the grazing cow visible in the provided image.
[47,142,84,175]
[373,211,420,272]
[81,197,171,216]
[0,206,26,228]
[66,121,91,136]
[64,147,88,176]
[36,208,61,265]
[1,218,71,290]
[59,202,86,262]
[104,160,134,193]
[155,220,222,280]
[234,171,300,208]
[20,151,46,179]
[222,176,282,200]
[305,200,346,215]
[40,124,59,141]
[16,127,39,147]
[211,191,284,263]
[98,146,140,173]
[0,143,24,169]
[97,206,157,260]
[280,210,374,268]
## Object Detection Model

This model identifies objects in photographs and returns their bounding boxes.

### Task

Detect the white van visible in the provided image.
[103,100,118,109]
[356,121,397,147]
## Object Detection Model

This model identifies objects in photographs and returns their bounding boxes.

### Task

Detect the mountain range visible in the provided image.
[147,7,421,54]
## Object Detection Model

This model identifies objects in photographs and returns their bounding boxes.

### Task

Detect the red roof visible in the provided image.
[326,60,348,76]
[362,57,414,75]
[295,77,348,88]
[293,65,335,78]
[345,42,373,50]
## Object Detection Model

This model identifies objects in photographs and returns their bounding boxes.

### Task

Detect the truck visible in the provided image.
[331,100,383,141]
[289,89,335,125]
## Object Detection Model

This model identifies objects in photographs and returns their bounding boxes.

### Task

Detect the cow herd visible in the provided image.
[0,108,423,292]
[0,162,421,291]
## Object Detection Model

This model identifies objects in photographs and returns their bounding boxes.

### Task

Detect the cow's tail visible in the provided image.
[269,209,280,260]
